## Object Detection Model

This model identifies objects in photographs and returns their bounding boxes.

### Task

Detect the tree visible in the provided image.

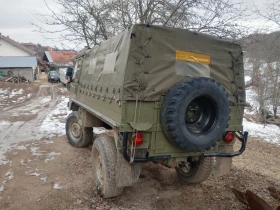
[243,31,280,121]
[257,0,280,27]
[32,0,248,48]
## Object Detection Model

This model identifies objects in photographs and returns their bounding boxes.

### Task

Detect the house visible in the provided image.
[0,33,37,81]
[0,56,37,82]
[0,33,36,56]
[43,51,77,71]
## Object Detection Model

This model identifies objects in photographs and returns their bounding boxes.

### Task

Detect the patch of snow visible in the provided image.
[0,88,9,94]
[30,147,45,156]
[40,140,54,144]
[59,88,68,93]
[39,97,71,137]
[20,159,26,165]
[39,96,51,104]
[45,152,60,163]
[40,177,47,183]
[0,185,4,198]
[9,88,24,97]
[0,121,11,126]
[243,119,280,145]
[245,75,251,83]
[27,172,42,177]
[27,93,32,98]
[5,171,13,180]
[93,127,106,134]
[17,96,26,101]
[49,152,60,156]
[245,87,260,115]
[53,183,63,189]
[16,145,27,150]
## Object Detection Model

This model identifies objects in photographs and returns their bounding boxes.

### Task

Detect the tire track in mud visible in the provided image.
[0,84,62,164]
[2,84,58,112]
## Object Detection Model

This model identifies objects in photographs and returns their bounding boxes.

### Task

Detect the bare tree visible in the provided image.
[31,0,248,48]
[244,31,280,121]
[256,0,280,27]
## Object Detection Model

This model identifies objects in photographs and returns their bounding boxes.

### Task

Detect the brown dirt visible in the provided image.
[0,136,279,210]
[0,79,280,210]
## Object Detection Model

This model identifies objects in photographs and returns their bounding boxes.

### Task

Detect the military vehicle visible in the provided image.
[66,24,248,198]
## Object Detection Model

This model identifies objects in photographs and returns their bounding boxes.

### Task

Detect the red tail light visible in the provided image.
[223,132,235,143]
[132,133,144,146]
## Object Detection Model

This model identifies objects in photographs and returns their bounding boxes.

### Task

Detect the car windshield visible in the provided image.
[50,72,58,76]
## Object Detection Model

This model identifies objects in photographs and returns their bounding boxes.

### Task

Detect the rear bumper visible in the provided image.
[122,131,248,163]
[204,131,248,157]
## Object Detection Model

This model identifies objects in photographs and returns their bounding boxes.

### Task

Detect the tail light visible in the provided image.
[132,133,144,146]
[223,131,235,143]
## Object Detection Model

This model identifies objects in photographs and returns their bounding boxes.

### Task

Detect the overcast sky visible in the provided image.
[0,0,279,50]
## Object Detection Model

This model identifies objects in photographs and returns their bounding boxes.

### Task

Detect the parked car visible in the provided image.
[48,71,60,83]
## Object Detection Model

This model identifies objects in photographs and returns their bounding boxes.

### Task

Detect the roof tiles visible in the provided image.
[46,51,77,63]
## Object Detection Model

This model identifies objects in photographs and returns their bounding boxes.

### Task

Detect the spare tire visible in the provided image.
[160,77,230,152]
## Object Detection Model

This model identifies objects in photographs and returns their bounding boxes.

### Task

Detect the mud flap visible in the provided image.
[214,144,233,177]
[116,150,142,188]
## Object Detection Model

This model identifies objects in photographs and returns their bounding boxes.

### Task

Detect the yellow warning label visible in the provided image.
[176,50,210,65]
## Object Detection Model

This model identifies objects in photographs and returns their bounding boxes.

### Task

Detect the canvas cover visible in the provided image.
[77,24,245,105]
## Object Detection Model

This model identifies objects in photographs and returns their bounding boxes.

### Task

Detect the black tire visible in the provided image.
[65,112,93,148]
[176,156,213,184]
[92,136,123,198]
[161,77,230,152]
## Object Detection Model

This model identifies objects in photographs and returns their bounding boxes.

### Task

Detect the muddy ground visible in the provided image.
[0,78,280,210]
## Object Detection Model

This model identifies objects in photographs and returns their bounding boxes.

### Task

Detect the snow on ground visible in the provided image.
[244,75,280,145]
[244,76,260,115]
[39,96,71,137]
[39,96,105,137]
[9,89,24,97]
[39,96,52,104]
[0,88,10,94]
[58,88,68,93]
[245,88,260,115]
[243,119,280,145]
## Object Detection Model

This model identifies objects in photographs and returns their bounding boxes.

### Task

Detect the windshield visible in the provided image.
[50,72,58,76]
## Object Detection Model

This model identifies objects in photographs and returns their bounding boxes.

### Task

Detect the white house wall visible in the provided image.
[0,38,31,56]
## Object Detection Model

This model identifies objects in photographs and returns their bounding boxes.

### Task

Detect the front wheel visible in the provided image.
[176,156,213,184]
[92,136,123,198]
[65,112,93,148]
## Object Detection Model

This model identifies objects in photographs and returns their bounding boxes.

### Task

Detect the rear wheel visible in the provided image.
[65,112,93,148]
[92,136,123,198]
[176,156,213,184]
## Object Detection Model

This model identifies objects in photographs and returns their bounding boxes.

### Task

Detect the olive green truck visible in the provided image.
[66,24,248,198]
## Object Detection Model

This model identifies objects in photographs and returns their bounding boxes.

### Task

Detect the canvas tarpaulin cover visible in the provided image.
[77,24,245,105]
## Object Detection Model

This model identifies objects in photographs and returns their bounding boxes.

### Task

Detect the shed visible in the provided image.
[0,56,37,81]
